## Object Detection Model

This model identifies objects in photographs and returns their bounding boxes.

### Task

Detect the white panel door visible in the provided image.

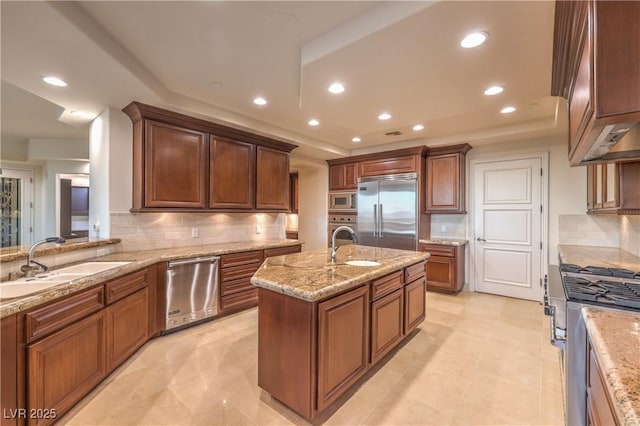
[473,158,542,301]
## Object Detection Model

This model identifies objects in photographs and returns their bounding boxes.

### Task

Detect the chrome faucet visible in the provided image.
[20,237,66,277]
[331,226,358,262]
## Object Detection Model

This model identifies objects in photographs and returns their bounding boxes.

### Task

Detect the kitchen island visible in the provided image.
[251,244,429,421]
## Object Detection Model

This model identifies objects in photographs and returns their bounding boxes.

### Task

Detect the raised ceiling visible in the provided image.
[1,1,563,161]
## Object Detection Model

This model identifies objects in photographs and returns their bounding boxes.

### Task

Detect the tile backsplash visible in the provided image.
[558,214,620,247]
[430,214,467,239]
[620,215,640,257]
[110,212,286,252]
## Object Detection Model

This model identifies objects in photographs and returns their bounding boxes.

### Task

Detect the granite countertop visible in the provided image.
[582,307,640,426]
[0,239,300,318]
[0,238,122,263]
[558,245,640,272]
[419,238,468,246]
[251,244,429,302]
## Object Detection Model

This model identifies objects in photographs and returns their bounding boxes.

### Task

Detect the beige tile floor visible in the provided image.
[60,291,564,425]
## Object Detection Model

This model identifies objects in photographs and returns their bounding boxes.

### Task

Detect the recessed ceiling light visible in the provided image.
[253,97,267,106]
[500,106,516,114]
[412,124,425,131]
[328,82,345,94]
[308,119,319,126]
[484,86,504,96]
[70,111,97,119]
[461,32,488,48]
[378,113,392,121]
[42,76,67,87]
[352,137,361,142]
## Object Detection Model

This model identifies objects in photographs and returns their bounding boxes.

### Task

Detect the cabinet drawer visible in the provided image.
[221,277,253,296]
[105,269,148,305]
[220,288,258,312]
[404,261,426,283]
[220,250,264,268]
[371,271,403,300]
[264,245,301,259]
[420,244,455,257]
[220,263,260,283]
[25,286,105,344]
[359,156,417,177]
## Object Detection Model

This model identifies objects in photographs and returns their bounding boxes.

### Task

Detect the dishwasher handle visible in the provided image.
[167,256,220,268]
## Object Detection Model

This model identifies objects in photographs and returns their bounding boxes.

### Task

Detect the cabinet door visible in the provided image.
[595,164,604,209]
[587,165,595,211]
[27,311,106,426]
[359,156,417,177]
[426,154,462,213]
[603,163,618,209]
[144,120,208,208]
[256,146,290,210]
[329,165,345,191]
[426,256,456,291]
[1,315,18,426]
[210,138,255,209]
[317,285,369,411]
[105,289,148,372]
[370,288,404,364]
[404,276,426,334]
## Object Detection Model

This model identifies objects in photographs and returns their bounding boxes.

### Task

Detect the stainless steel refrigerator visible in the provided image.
[356,173,418,250]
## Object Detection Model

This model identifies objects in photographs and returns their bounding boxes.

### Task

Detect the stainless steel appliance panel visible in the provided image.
[356,180,380,248]
[378,178,417,250]
[165,256,220,332]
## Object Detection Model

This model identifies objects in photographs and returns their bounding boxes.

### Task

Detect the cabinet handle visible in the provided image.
[373,204,378,237]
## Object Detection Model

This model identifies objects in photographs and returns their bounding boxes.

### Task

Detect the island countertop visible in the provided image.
[582,307,640,426]
[250,244,429,302]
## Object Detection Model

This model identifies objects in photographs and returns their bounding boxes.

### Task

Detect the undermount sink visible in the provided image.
[345,260,381,267]
[0,261,131,299]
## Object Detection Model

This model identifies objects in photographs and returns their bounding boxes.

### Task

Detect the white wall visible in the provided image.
[297,165,329,251]
[28,138,88,161]
[42,160,90,238]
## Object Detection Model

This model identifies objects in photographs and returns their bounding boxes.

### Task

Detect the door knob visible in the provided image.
[476,237,486,242]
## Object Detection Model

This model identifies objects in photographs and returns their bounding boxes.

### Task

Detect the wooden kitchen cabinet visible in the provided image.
[425,143,471,214]
[209,138,255,209]
[552,0,640,165]
[105,288,148,371]
[420,244,465,293]
[1,315,18,426]
[359,155,419,177]
[143,120,208,209]
[289,172,299,213]
[328,163,358,190]
[219,250,264,314]
[370,288,404,364]
[317,285,370,411]
[404,276,426,334]
[27,311,106,426]
[587,338,620,426]
[123,101,297,212]
[587,161,640,214]
[256,146,290,210]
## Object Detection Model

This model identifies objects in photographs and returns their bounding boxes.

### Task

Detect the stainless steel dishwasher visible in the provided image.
[164,256,220,333]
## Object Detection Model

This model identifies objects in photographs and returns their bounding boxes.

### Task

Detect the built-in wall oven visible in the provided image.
[545,263,640,425]
[328,214,357,247]
[329,192,356,211]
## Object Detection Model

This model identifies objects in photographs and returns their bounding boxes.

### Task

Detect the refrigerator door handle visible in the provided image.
[373,204,378,237]
[379,204,384,238]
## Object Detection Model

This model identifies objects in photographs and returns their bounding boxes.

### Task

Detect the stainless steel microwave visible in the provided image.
[329,192,356,211]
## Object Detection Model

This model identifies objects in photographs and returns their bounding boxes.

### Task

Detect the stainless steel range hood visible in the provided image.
[583,122,640,162]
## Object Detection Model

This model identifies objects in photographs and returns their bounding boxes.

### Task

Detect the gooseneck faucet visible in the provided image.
[20,237,66,277]
[331,226,358,262]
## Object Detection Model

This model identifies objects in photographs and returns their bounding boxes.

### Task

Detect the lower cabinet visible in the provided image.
[420,243,465,293]
[404,276,426,334]
[27,311,106,426]
[105,288,149,371]
[587,338,620,426]
[370,289,404,364]
[317,285,370,411]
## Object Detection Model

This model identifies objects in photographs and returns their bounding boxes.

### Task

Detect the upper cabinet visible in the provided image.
[552,1,640,165]
[123,102,296,212]
[425,144,472,214]
[587,161,640,214]
[328,163,358,191]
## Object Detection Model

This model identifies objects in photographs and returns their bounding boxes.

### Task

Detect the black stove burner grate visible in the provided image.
[563,275,640,308]
[559,263,640,280]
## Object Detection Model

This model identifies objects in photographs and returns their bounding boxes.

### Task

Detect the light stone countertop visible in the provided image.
[0,238,122,263]
[419,238,468,246]
[251,244,429,302]
[558,245,640,272]
[582,307,640,426]
[0,239,301,318]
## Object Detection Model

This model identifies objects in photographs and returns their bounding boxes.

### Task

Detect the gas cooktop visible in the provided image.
[560,263,640,310]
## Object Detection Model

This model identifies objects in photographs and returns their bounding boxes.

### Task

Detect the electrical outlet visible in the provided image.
[441,224,447,232]
[256,225,262,234]
[191,228,199,238]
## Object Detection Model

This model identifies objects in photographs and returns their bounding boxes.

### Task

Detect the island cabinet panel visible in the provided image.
[370,288,404,364]
[256,146,290,210]
[209,138,255,209]
[144,120,208,209]
[1,315,18,426]
[317,285,370,411]
[27,311,106,426]
[105,288,148,372]
[258,288,316,420]
[404,276,426,334]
